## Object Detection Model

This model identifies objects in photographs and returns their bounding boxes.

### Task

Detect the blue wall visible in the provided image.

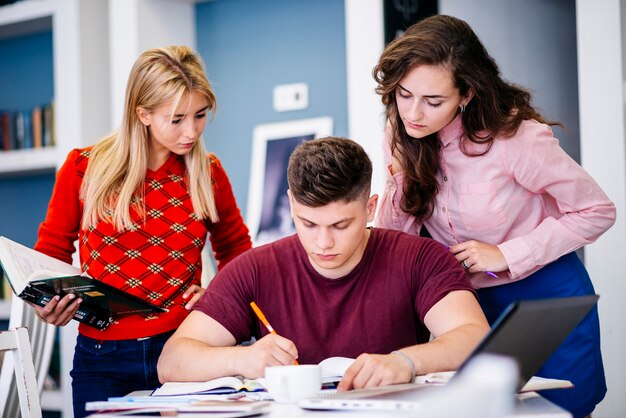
[195,0,348,212]
[0,30,55,247]
[0,173,55,247]
[0,31,54,109]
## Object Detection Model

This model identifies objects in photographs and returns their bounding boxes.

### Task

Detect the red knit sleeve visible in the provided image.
[34,149,86,264]
[206,154,252,269]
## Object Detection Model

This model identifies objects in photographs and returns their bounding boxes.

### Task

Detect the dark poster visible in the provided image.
[384,0,438,44]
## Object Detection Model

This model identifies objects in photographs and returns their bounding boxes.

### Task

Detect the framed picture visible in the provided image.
[247,117,333,245]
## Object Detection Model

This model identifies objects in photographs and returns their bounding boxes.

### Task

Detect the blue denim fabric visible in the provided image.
[70,330,174,418]
[477,252,606,418]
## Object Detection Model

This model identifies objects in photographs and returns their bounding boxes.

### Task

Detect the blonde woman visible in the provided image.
[33,46,252,417]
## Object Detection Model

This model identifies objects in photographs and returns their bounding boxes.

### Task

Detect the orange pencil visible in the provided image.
[250,301,298,365]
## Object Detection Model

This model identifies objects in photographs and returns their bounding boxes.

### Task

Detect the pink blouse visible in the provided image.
[376,115,616,288]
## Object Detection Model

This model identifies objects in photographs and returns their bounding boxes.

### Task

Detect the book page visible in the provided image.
[0,236,81,292]
[318,357,355,383]
[422,371,572,392]
[28,270,86,281]
[423,371,455,384]
[152,376,249,396]
[240,378,265,392]
[521,376,573,392]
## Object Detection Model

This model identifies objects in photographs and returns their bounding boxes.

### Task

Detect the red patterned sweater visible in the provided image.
[34,148,252,340]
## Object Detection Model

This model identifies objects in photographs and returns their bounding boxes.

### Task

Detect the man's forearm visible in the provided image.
[157,337,244,383]
[401,323,488,376]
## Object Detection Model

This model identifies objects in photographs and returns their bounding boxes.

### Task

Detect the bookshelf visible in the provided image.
[1,0,196,416]
[0,0,109,417]
[0,0,57,175]
[0,3,60,412]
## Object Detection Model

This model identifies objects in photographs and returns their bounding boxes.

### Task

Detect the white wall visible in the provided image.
[108,0,196,130]
[439,0,580,162]
[54,0,110,158]
[344,0,386,199]
[54,2,110,416]
[576,1,626,416]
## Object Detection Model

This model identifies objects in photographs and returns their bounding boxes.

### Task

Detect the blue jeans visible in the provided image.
[477,252,606,418]
[70,330,174,418]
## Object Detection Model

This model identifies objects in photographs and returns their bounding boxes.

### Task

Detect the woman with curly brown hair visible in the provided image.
[375,15,614,418]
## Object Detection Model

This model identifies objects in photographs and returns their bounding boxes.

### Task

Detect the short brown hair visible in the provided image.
[287,137,372,207]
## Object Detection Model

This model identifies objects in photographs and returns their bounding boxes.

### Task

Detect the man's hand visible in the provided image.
[235,333,299,379]
[182,284,205,310]
[32,294,82,326]
[337,353,413,391]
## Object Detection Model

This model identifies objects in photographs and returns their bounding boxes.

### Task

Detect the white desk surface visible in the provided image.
[89,390,571,418]
[267,392,569,417]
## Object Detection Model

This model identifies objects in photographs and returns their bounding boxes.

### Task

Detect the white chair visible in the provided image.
[0,298,56,418]
[0,326,42,418]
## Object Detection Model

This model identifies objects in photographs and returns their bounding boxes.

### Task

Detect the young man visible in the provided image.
[158,137,489,390]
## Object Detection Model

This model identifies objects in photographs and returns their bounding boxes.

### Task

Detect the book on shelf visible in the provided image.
[0,103,54,152]
[32,106,43,149]
[22,110,33,149]
[42,102,54,147]
[0,236,167,330]
[151,356,356,397]
[13,111,25,150]
[0,111,12,151]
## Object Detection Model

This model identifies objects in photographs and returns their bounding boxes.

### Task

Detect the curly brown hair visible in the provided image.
[373,15,558,222]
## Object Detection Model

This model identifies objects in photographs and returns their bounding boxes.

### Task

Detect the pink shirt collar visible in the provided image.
[437,114,464,147]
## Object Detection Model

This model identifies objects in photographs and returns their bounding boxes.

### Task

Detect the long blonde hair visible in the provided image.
[81,46,219,231]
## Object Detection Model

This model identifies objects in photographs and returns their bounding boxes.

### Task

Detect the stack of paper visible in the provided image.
[85,395,270,417]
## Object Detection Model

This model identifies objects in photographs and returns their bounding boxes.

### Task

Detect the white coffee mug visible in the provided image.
[264,364,322,403]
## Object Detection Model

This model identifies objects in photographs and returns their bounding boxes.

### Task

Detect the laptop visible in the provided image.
[299,294,599,412]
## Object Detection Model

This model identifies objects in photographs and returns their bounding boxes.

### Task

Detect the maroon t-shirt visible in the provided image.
[194,228,474,365]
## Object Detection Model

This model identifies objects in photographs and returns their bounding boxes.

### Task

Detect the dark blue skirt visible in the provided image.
[477,252,606,418]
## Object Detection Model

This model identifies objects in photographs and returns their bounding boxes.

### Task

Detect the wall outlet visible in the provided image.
[273,83,309,112]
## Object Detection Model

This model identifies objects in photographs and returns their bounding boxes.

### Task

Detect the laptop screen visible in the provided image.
[456,294,599,391]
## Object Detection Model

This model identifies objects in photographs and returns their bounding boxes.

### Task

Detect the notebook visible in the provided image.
[299,294,599,412]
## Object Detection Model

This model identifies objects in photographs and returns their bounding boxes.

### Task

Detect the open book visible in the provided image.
[151,376,265,396]
[0,236,166,330]
[152,356,356,397]
[421,371,573,392]
[319,356,354,384]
